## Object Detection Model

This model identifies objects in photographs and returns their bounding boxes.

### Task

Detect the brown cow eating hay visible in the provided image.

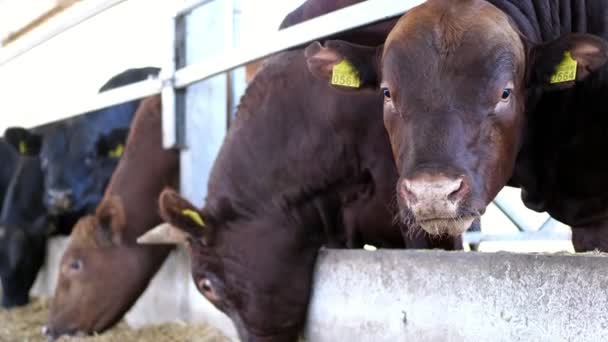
[44,95,179,339]
[139,45,461,341]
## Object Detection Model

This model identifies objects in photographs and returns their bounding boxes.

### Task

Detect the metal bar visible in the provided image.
[223,0,236,128]
[161,9,180,149]
[23,78,161,128]
[5,0,420,130]
[174,0,215,18]
[173,0,424,89]
[462,230,572,245]
[491,196,528,232]
[1,0,80,46]
[538,217,557,232]
[0,0,129,66]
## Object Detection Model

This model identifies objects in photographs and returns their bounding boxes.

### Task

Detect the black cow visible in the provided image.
[0,128,46,308]
[0,138,19,207]
[41,67,160,216]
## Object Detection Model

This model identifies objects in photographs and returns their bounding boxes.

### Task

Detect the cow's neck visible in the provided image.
[104,98,179,243]
[489,0,607,43]
[275,169,372,248]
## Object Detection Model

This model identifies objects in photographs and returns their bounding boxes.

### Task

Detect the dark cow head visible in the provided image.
[45,197,160,338]
[305,0,608,236]
[139,189,319,342]
[39,66,157,216]
[0,127,48,308]
[40,124,129,216]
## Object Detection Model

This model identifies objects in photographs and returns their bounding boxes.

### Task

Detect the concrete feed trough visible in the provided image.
[27,238,608,341]
[306,249,608,341]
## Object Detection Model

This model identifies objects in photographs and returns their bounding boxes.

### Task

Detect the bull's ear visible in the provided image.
[4,127,42,156]
[97,128,129,158]
[528,33,608,89]
[159,188,208,237]
[95,196,126,245]
[305,40,381,90]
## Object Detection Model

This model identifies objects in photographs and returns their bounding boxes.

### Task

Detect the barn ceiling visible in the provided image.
[0,0,79,46]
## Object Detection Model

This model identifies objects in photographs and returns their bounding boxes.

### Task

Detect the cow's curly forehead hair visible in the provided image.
[385,0,525,67]
[68,216,103,248]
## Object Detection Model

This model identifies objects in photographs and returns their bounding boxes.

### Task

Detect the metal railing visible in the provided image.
[0,0,568,245]
[0,0,129,66]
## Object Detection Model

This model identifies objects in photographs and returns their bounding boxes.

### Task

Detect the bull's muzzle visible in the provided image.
[46,189,73,214]
[399,173,474,236]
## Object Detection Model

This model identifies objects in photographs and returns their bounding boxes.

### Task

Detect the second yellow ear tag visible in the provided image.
[18,141,27,155]
[550,51,578,84]
[108,144,124,158]
[181,209,205,228]
[331,59,361,88]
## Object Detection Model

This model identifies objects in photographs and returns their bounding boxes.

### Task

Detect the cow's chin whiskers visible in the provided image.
[417,215,477,237]
[394,197,480,239]
[397,205,479,237]
[395,208,427,240]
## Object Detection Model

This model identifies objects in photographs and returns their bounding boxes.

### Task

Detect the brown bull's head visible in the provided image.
[305,0,608,237]
[44,197,168,339]
[138,189,320,342]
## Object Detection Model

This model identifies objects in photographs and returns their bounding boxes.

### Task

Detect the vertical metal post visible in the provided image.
[161,10,185,149]
[175,2,243,337]
[226,0,246,125]
[175,0,246,207]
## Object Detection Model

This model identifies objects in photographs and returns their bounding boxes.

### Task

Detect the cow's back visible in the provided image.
[208,50,403,248]
[487,0,608,43]
[103,95,179,242]
[280,0,397,46]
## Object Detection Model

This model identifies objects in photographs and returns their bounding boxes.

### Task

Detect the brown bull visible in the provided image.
[44,95,178,338]
[139,44,461,341]
[305,0,608,244]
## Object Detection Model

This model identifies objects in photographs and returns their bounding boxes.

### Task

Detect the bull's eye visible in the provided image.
[382,88,391,99]
[69,259,82,271]
[501,88,512,101]
[199,279,212,292]
[198,278,220,302]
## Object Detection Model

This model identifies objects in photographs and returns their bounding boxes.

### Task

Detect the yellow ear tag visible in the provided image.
[18,141,27,155]
[108,144,124,158]
[550,51,578,84]
[331,59,361,88]
[181,209,205,228]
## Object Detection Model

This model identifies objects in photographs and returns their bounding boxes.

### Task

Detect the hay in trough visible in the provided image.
[0,297,229,342]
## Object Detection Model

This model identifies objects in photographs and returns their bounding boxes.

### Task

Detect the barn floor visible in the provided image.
[0,297,229,342]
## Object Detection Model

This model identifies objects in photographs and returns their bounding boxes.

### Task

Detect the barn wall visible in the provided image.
[32,238,607,341]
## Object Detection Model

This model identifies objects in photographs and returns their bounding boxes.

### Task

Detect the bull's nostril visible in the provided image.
[47,189,73,211]
[399,180,417,204]
[448,178,468,202]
